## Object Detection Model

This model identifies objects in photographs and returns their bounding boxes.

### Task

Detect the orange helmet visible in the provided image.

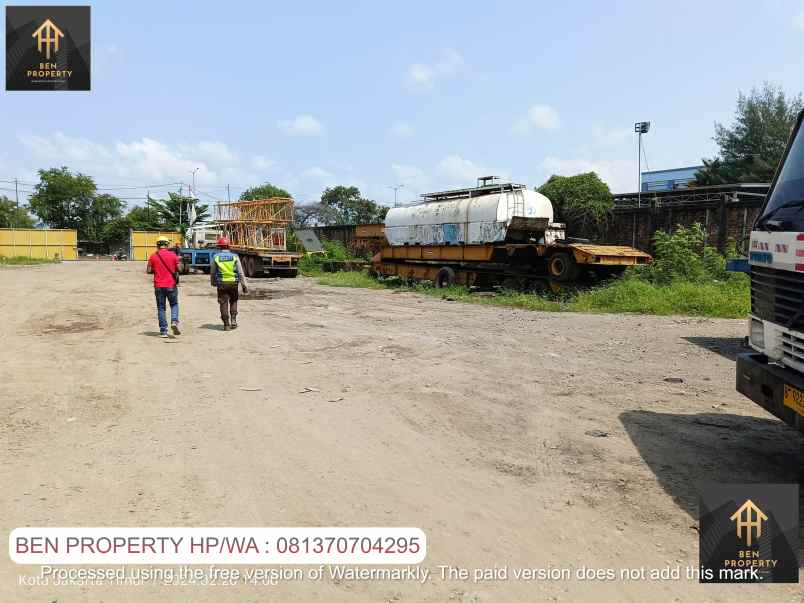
[217,236,230,248]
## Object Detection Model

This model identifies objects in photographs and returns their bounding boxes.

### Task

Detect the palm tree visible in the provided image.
[146,192,209,237]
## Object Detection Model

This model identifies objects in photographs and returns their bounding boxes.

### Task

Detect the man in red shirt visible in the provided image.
[147,237,181,338]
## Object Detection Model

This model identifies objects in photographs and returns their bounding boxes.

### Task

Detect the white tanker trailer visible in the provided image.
[372,179,650,287]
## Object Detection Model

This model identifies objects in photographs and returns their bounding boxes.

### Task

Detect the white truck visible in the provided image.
[737,108,804,433]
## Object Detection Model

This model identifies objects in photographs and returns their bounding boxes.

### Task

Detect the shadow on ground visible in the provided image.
[621,410,803,565]
[199,324,226,331]
[682,337,747,362]
[187,289,302,300]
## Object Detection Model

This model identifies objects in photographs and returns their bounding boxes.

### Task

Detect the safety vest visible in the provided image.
[214,252,239,284]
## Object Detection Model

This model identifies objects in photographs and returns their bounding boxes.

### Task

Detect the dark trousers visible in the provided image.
[217,284,239,323]
[154,287,179,333]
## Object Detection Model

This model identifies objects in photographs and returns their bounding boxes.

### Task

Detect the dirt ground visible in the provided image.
[1,261,801,602]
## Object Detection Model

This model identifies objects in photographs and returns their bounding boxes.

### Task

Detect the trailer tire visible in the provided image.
[435,267,456,288]
[548,252,580,282]
[243,256,254,277]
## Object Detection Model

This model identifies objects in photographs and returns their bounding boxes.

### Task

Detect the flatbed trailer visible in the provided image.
[177,246,300,277]
[372,241,650,288]
[230,246,301,278]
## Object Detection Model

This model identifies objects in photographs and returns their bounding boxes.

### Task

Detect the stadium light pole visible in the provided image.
[388,184,405,207]
[635,121,650,207]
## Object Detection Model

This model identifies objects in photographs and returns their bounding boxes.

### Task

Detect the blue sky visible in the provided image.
[2,0,804,208]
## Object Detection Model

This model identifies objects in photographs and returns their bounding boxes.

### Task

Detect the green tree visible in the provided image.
[696,83,803,184]
[28,167,97,232]
[126,204,163,230]
[0,196,35,228]
[84,193,125,244]
[320,185,389,225]
[147,192,209,236]
[240,182,292,200]
[537,172,613,240]
[28,167,123,242]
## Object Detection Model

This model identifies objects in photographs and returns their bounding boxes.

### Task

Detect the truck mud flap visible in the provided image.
[736,352,804,434]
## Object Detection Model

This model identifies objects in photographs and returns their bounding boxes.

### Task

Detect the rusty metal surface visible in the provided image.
[355,224,385,238]
[569,244,651,257]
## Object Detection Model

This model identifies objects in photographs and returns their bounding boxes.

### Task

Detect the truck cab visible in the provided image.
[737,109,804,433]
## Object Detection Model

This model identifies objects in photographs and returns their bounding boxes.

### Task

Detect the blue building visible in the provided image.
[640,165,702,192]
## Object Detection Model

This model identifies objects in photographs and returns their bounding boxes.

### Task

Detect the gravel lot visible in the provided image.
[1,262,801,602]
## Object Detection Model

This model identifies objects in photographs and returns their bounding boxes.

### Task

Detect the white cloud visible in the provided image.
[301,166,335,183]
[512,104,560,134]
[391,163,430,197]
[408,64,435,86]
[437,154,507,187]
[15,132,273,203]
[250,155,276,171]
[794,9,804,31]
[590,126,631,147]
[277,114,323,136]
[408,49,464,87]
[390,121,415,138]
[540,156,635,193]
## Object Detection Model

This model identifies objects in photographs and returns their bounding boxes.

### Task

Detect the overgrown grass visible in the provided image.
[0,256,59,266]
[312,270,750,319]
[316,270,386,289]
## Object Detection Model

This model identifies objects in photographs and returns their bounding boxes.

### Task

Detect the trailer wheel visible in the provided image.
[179,261,190,275]
[548,252,580,282]
[243,256,254,277]
[435,267,456,288]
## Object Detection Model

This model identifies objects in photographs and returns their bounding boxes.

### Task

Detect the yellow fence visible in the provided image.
[130,230,182,261]
[0,228,77,260]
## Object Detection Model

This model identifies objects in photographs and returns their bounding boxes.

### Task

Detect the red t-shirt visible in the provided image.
[148,249,180,288]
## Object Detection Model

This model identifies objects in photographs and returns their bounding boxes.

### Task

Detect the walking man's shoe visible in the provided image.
[223,324,231,332]
[230,318,238,330]
[160,332,169,338]
[171,323,181,335]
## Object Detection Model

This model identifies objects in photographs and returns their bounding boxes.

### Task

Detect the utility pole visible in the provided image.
[13,178,19,229]
[634,121,650,208]
[227,184,231,203]
[387,184,405,207]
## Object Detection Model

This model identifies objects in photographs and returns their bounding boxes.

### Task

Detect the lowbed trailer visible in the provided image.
[372,240,650,287]
[373,180,650,287]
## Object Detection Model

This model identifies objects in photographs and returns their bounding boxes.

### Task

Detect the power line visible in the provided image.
[94,181,182,190]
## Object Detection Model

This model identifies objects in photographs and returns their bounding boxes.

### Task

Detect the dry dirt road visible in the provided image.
[1,261,801,602]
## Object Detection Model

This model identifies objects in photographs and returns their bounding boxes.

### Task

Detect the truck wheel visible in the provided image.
[179,261,190,275]
[243,256,254,277]
[548,252,580,282]
[435,267,456,288]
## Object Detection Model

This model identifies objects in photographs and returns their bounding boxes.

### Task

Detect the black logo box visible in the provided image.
[699,483,799,584]
[6,5,90,91]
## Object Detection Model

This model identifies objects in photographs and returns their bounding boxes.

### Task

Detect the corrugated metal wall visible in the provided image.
[129,230,182,261]
[0,228,78,260]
